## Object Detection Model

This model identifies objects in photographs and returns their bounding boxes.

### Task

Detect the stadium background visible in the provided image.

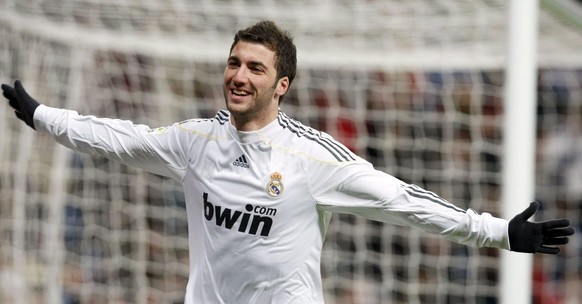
[1,0,582,303]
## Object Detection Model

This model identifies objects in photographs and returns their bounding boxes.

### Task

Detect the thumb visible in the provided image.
[11,80,40,130]
[515,201,540,222]
[14,80,31,100]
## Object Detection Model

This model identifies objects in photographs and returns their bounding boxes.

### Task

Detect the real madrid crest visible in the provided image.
[266,172,284,198]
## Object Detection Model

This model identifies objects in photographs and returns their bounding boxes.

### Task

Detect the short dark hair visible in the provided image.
[230,20,297,101]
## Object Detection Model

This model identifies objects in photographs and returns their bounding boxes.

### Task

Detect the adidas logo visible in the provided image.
[233,154,250,168]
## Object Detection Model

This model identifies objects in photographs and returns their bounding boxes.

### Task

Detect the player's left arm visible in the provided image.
[314,162,575,254]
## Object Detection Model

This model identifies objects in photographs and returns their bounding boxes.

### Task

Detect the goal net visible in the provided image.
[1,0,581,303]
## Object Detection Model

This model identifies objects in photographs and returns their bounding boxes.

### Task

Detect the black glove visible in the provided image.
[2,80,40,130]
[509,201,575,254]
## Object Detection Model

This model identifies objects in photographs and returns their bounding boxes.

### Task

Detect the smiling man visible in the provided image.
[1,21,575,303]
[224,24,293,131]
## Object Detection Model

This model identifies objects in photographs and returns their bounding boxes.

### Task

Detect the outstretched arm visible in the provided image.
[2,80,190,182]
[314,162,575,253]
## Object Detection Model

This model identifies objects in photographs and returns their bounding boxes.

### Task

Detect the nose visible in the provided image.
[232,66,249,86]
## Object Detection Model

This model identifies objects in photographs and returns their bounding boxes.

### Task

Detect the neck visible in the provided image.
[230,108,279,131]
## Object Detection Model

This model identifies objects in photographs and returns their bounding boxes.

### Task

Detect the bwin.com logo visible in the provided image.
[203,193,277,237]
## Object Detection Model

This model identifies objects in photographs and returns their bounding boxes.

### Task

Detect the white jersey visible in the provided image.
[34,105,510,304]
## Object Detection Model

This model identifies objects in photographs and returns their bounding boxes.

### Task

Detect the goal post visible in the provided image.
[500,0,539,303]
[1,1,582,303]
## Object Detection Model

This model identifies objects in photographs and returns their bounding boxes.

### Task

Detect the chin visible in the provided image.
[226,102,249,114]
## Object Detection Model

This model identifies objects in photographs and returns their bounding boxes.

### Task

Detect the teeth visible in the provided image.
[232,89,249,96]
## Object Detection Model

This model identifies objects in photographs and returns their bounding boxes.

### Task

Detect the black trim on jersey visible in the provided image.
[277,112,356,162]
[404,184,466,213]
[215,110,229,125]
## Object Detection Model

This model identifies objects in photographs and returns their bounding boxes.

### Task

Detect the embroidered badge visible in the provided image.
[266,172,284,198]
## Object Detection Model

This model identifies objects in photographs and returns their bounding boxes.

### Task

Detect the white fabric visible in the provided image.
[34,105,510,304]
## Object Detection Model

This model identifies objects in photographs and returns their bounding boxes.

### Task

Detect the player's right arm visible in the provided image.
[2,80,190,182]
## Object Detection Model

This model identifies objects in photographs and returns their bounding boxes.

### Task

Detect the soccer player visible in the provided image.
[2,20,575,303]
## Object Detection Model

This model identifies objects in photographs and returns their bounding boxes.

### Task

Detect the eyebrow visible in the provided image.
[227,56,269,70]
[249,61,268,70]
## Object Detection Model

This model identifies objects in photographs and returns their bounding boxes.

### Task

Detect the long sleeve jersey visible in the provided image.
[34,105,510,304]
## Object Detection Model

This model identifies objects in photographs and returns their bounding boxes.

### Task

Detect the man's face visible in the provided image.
[223,41,288,128]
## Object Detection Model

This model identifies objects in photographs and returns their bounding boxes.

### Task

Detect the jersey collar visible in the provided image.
[226,111,282,144]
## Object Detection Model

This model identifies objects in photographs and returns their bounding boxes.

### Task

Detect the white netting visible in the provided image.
[1,0,581,303]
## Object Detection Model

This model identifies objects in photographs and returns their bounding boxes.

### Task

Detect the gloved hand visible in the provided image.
[509,201,575,254]
[2,80,40,130]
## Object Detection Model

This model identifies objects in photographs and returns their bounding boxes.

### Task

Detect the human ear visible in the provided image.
[275,77,290,97]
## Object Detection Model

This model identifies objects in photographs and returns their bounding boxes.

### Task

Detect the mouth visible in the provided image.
[230,89,251,97]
